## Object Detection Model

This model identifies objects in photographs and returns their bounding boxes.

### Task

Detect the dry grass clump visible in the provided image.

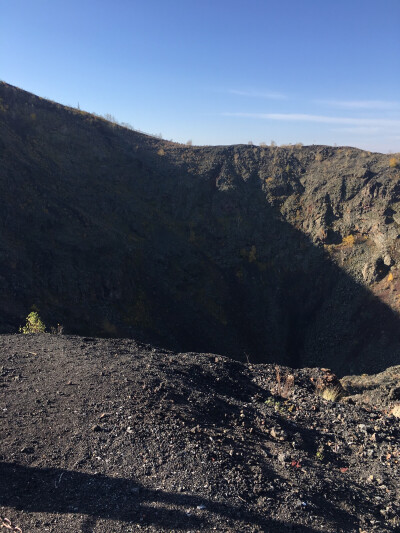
[313,375,343,402]
[389,157,398,168]
[274,367,295,398]
[319,385,343,402]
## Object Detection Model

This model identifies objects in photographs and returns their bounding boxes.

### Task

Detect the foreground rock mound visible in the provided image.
[1,82,400,373]
[2,335,400,532]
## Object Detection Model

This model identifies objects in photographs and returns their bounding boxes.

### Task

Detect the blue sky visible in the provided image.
[1,0,399,152]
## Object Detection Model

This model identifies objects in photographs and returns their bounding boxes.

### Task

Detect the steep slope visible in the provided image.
[0,82,400,374]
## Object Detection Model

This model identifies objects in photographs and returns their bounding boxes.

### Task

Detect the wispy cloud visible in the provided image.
[222,112,400,129]
[330,127,382,136]
[228,89,286,100]
[315,99,400,110]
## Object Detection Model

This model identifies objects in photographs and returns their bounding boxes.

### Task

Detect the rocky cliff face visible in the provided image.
[0,82,399,374]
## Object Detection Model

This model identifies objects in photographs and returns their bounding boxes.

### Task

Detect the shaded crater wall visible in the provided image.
[1,82,400,375]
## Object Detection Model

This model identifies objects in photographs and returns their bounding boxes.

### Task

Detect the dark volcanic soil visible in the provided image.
[2,334,400,532]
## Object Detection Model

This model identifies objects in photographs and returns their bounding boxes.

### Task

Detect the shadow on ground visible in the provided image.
[1,462,321,532]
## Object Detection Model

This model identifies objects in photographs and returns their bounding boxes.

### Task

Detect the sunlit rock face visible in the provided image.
[1,81,400,374]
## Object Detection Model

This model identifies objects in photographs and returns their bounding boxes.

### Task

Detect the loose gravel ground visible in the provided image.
[1,334,400,532]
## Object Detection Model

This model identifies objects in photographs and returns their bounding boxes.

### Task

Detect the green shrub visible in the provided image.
[20,311,46,334]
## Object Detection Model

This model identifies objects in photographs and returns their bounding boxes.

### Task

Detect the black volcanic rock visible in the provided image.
[1,81,400,374]
[2,334,400,532]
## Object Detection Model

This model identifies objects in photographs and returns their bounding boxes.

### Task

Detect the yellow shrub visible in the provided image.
[389,157,398,168]
[248,245,257,263]
[341,235,355,246]
[189,229,196,243]
[20,312,46,334]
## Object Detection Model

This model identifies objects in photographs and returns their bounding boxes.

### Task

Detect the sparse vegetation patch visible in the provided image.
[19,311,46,334]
